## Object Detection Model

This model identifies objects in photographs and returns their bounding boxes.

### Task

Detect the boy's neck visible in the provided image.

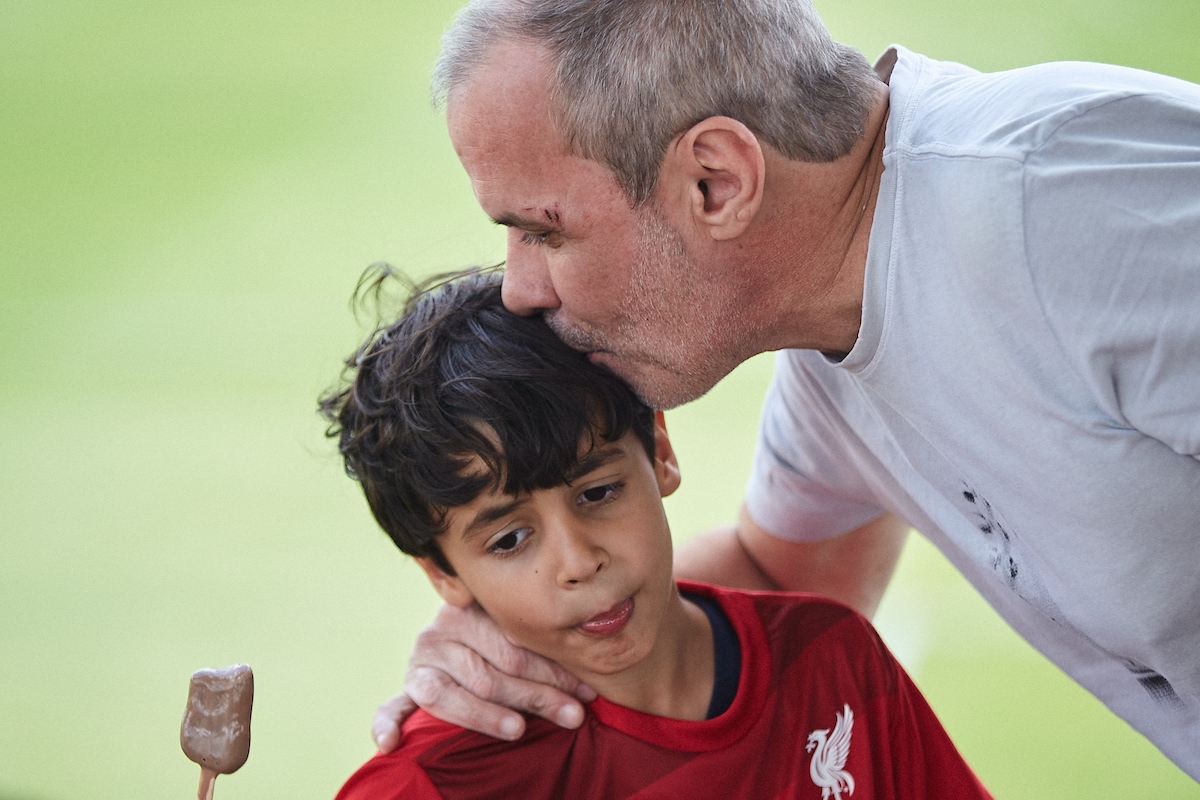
[586,588,715,721]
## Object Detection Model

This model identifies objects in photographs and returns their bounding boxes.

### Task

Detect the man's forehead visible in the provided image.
[446,39,557,134]
[446,41,638,224]
[447,57,568,214]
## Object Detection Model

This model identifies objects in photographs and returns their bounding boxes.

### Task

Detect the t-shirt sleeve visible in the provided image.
[744,350,885,542]
[334,752,445,800]
[1023,86,1200,458]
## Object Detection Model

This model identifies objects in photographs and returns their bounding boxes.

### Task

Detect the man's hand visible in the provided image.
[372,602,597,752]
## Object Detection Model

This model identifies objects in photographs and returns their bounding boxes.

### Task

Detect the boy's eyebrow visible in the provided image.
[564,445,626,483]
[461,446,627,541]
[462,497,524,542]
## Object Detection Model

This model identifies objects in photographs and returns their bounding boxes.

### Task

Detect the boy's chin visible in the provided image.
[569,630,660,681]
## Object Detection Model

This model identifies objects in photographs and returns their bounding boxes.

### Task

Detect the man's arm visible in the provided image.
[675,506,909,618]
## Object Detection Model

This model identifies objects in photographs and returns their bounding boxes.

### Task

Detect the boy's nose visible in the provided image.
[555,528,607,587]
[562,560,604,586]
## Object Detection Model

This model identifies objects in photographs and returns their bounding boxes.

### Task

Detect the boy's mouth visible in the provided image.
[579,597,634,637]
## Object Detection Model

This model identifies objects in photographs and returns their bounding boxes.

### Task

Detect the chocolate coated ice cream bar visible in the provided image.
[181,664,253,799]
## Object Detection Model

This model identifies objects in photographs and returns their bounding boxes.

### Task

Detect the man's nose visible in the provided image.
[501,230,561,316]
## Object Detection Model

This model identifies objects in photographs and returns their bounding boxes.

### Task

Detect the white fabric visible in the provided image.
[746,45,1200,776]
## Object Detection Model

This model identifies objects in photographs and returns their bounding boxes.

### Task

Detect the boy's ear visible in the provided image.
[414,556,475,608]
[652,410,682,498]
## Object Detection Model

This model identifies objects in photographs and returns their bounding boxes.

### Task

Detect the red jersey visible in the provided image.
[337,582,991,799]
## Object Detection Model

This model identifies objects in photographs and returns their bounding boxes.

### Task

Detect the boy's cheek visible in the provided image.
[414,557,476,607]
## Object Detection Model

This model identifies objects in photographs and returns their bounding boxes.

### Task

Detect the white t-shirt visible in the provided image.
[746,45,1200,776]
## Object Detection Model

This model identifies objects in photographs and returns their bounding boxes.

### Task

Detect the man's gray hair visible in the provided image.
[433,0,882,204]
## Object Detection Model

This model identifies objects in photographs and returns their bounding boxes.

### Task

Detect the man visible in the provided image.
[377,0,1200,778]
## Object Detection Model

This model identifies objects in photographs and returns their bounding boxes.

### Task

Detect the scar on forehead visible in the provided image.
[514,206,562,227]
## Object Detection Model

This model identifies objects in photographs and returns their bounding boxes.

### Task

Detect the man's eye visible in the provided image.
[489,528,531,554]
[580,482,623,504]
[520,230,551,246]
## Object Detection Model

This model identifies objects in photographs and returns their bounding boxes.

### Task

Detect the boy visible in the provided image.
[321,267,992,799]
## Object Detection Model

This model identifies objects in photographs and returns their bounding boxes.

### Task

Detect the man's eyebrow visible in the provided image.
[491,208,562,229]
[491,213,532,228]
[565,445,626,483]
[462,497,524,542]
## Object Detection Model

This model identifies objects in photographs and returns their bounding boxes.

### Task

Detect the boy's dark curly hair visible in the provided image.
[319,266,656,575]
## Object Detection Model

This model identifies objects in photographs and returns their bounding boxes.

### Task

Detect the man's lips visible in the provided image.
[579,598,634,637]
[543,314,611,360]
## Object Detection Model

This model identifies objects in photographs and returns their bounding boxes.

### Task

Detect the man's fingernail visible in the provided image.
[556,705,583,728]
[576,684,598,701]
[499,716,522,740]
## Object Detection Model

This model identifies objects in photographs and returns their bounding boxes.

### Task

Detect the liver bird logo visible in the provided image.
[805,704,855,799]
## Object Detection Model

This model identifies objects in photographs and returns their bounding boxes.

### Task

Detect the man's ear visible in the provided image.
[414,556,475,608]
[652,410,682,498]
[659,116,765,242]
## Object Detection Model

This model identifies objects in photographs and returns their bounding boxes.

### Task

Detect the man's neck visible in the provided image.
[738,87,891,356]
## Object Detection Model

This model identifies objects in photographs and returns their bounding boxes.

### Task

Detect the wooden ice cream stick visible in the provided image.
[198,767,216,800]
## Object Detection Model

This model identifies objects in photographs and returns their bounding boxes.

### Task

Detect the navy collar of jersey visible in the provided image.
[682,589,741,719]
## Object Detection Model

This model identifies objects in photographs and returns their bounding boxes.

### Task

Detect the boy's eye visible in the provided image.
[488,528,531,555]
[579,482,623,505]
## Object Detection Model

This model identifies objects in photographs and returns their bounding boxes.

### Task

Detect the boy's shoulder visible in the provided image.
[680,577,860,615]
[679,579,875,654]
[338,710,579,800]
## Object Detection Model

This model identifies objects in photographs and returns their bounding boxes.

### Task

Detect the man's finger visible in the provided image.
[389,603,599,742]
[414,604,597,701]
[407,665,530,740]
[372,693,417,753]
[450,662,588,730]
[435,635,595,704]
[406,655,588,739]
[486,642,598,703]
[412,637,594,721]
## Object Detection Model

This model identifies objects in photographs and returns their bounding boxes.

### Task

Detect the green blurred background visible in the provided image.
[2,1,1198,797]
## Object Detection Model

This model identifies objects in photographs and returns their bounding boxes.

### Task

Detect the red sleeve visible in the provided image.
[334,752,445,800]
[860,620,993,800]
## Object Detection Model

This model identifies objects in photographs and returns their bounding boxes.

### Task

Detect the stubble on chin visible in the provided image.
[543,311,606,354]
[542,206,741,410]
[542,311,669,407]
[616,209,735,409]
